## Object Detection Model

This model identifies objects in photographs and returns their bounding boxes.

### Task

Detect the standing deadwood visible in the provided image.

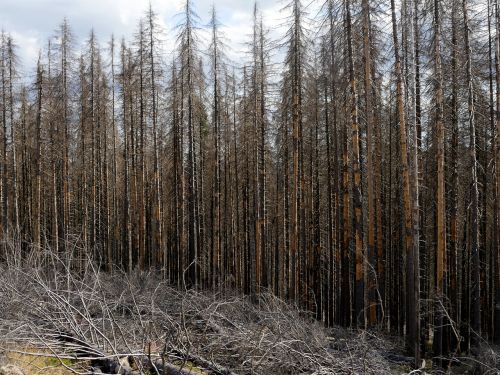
[285,0,304,302]
[178,0,199,286]
[407,0,421,365]
[373,65,384,325]
[59,20,71,253]
[210,6,222,288]
[327,0,342,325]
[6,37,19,236]
[95,49,103,263]
[47,40,60,254]
[449,0,460,351]
[96,46,104,264]
[170,63,176,279]
[34,54,43,250]
[146,5,162,269]
[282,85,290,301]
[1,34,8,239]
[19,86,29,248]
[250,3,268,293]
[177,57,187,286]
[78,55,88,253]
[495,0,500,342]
[390,0,417,358]
[87,31,98,254]
[310,51,322,319]
[386,87,394,330]
[222,72,231,284]
[251,4,260,295]
[62,22,70,249]
[186,2,199,287]
[171,62,182,284]
[320,43,332,325]
[345,0,365,327]
[233,72,244,294]
[361,0,377,327]
[127,44,138,271]
[413,0,425,353]
[128,45,137,273]
[463,0,481,348]
[321,42,334,326]
[108,35,118,271]
[433,0,446,360]
[193,61,203,285]
[231,72,241,288]
[96,46,105,265]
[137,21,146,270]
[120,41,132,273]
[241,66,251,294]
[341,37,351,328]
[258,14,267,290]
[100,55,111,271]
[195,57,206,286]
[487,0,497,341]
[101,53,111,272]
[324,2,335,326]
[245,3,268,294]
[96,52,106,266]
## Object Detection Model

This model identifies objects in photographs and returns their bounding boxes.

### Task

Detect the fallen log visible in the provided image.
[79,347,240,374]
[90,355,223,375]
[168,347,238,375]
[54,333,238,375]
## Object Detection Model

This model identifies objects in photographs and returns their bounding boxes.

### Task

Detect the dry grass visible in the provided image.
[2,347,75,375]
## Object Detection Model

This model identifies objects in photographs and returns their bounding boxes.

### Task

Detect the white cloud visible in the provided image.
[10,30,40,70]
[1,0,307,73]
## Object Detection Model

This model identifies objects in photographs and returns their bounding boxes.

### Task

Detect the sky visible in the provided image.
[0,0,316,74]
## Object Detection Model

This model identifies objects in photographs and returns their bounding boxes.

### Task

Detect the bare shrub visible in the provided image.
[0,243,403,374]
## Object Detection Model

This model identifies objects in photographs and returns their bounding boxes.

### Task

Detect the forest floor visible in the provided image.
[0,258,498,374]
